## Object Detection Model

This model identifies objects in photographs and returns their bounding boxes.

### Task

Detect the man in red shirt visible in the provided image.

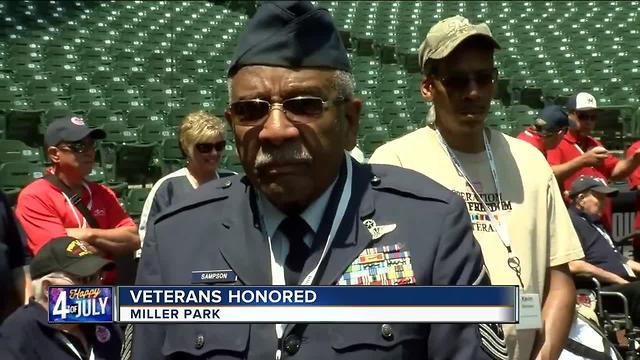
[15,116,140,259]
[516,105,569,156]
[547,92,640,193]
[546,92,640,231]
[625,141,640,256]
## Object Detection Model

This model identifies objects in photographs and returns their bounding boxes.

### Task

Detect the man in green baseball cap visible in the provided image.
[371,15,584,360]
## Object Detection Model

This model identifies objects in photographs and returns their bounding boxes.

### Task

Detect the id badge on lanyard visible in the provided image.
[434,127,541,329]
[263,152,354,360]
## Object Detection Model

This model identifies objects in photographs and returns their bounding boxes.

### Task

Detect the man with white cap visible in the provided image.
[547,92,640,194]
[370,15,584,360]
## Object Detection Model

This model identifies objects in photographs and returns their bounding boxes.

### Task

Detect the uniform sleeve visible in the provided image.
[100,185,136,229]
[1,193,30,268]
[369,144,402,166]
[626,142,640,189]
[547,174,585,266]
[429,196,508,360]
[15,192,68,254]
[133,219,166,360]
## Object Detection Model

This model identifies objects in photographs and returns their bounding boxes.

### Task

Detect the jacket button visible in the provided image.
[223,180,232,188]
[370,175,381,186]
[381,324,394,340]
[284,334,301,355]
[195,334,204,349]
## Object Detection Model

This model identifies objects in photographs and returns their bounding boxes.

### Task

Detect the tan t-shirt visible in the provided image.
[370,126,584,360]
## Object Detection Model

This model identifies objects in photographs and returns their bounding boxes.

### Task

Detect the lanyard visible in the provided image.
[62,182,93,228]
[434,127,524,288]
[262,151,353,360]
[55,331,95,360]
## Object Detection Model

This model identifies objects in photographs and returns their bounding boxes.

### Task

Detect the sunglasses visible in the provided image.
[59,140,96,153]
[577,112,598,121]
[434,68,498,91]
[229,96,346,126]
[195,141,226,154]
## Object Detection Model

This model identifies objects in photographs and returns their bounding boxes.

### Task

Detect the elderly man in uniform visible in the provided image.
[133,2,505,359]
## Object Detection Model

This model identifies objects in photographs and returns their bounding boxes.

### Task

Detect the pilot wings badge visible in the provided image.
[363,219,397,240]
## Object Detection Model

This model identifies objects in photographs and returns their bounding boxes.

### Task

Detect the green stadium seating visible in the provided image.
[125,187,151,218]
[0,139,42,163]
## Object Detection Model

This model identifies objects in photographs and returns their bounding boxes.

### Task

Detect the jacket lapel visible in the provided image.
[218,179,272,285]
[315,162,376,286]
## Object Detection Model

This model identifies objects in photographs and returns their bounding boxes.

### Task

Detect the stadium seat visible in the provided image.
[86,107,124,128]
[166,107,192,127]
[101,122,138,144]
[125,187,151,218]
[139,122,175,144]
[4,110,44,149]
[111,143,157,185]
[126,108,163,128]
[0,139,42,163]
[0,161,44,191]
[160,138,185,174]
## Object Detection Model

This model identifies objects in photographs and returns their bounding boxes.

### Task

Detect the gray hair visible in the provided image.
[227,69,355,102]
[32,272,68,301]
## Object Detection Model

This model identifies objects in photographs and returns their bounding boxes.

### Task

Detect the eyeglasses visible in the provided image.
[59,140,96,153]
[195,141,226,154]
[577,112,598,121]
[229,96,346,126]
[434,68,498,91]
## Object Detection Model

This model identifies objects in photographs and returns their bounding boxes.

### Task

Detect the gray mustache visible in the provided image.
[254,144,312,167]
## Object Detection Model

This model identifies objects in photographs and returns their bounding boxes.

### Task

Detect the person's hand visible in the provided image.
[616,277,630,285]
[629,148,640,164]
[580,146,609,167]
[65,228,95,243]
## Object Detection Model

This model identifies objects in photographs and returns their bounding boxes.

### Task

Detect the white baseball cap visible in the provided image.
[566,92,598,111]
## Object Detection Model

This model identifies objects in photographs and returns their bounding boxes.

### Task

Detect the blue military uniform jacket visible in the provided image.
[134,158,505,360]
[1,299,122,360]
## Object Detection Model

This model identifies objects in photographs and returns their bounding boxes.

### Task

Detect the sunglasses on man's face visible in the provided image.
[59,140,96,153]
[195,141,226,154]
[434,68,498,92]
[229,96,346,126]
[577,112,598,121]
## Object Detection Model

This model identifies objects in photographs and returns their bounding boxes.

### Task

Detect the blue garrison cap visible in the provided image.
[533,105,569,132]
[227,1,351,77]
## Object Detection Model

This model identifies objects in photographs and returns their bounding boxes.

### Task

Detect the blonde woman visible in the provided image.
[137,111,234,256]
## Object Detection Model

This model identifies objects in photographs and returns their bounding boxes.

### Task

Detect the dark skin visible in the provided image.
[47,136,140,256]
[421,40,495,153]
[421,39,576,360]
[225,66,361,215]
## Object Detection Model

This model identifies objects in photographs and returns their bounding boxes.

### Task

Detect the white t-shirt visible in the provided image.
[370,126,584,359]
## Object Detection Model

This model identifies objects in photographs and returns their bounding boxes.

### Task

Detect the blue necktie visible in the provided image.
[279,216,311,285]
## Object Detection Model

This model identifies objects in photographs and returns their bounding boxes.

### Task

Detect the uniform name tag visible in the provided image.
[516,293,542,330]
[191,270,237,284]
